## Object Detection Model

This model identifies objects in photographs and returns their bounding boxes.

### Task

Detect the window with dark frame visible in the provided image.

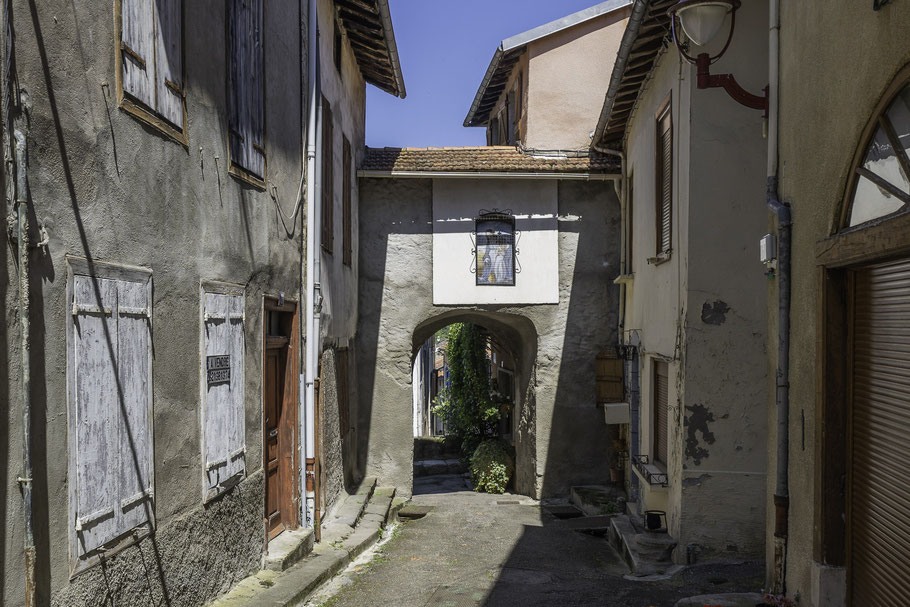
[322,96,334,254]
[228,0,265,181]
[653,360,669,467]
[117,0,186,141]
[343,135,353,266]
[475,212,516,286]
[655,97,673,259]
[334,20,343,75]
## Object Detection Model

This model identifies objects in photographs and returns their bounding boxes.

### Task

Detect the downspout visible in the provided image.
[15,127,36,607]
[303,0,321,530]
[593,143,627,345]
[766,0,790,595]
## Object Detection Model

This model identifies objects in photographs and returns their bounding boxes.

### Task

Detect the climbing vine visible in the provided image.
[432,323,500,456]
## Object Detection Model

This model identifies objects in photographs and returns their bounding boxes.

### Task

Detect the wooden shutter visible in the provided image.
[229,0,265,179]
[202,290,246,500]
[343,136,352,266]
[71,270,153,557]
[322,97,334,253]
[596,351,624,404]
[656,101,672,256]
[849,258,910,604]
[654,361,669,466]
[154,0,184,129]
[120,0,155,108]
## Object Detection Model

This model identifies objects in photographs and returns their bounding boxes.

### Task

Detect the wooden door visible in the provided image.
[263,304,300,542]
[848,257,910,605]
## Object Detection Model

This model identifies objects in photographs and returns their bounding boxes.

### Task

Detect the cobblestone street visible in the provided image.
[306,476,764,607]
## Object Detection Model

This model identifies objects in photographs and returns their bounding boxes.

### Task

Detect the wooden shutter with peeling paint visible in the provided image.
[656,101,672,256]
[654,361,669,467]
[70,266,153,559]
[154,0,184,129]
[229,0,265,179]
[322,96,334,253]
[202,289,247,500]
[120,0,155,108]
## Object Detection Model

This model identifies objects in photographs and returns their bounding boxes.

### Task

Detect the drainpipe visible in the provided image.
[766,0,790,595]
[303,0,321,530]
[14,127,36,607]
[593,143,627,346]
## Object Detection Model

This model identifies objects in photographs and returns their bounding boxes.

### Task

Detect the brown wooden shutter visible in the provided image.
[154,0,184,130]
[849,257,910,605]
[322,97,334,253]
[120,0,155,107]
[654,361,669,466]
[229,0,265,179]
[656,103,672,256]
[596,351,624,404]
[342,136,352,266]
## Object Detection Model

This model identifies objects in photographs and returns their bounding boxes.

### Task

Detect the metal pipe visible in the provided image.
[593,143,628,346]
[15,128,36,607]
[766,0,790,594]
[303,0,320,529]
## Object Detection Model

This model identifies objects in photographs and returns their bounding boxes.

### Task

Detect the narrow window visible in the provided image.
[117,0,185,141]
[342,135,353,266]
[201,284,247,501]
[67,261,154,569]
[322,97,334,254]
[655,97,673,259]
[628,177,634,274]
[596,351,624,405]
[653,360,669,467]
[334,20,343,74]
[476,212,516,286]
[228,0,266,182]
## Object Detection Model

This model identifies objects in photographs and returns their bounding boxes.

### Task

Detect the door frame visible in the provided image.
[262,296,300,541]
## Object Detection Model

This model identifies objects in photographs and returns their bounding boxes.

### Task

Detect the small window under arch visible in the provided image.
[475,211,516,287]
[843,68,910,228]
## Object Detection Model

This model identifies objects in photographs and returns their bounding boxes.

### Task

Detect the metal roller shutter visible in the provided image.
[654,361,669,466]
[850,257,910,605]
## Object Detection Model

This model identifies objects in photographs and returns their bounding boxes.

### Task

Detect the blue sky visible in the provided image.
[365,0,604,149]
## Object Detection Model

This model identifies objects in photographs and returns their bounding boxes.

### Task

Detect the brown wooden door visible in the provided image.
[849,258,910,605]
[263,305,300,542]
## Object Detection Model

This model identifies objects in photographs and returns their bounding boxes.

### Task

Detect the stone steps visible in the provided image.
[207,479,402,607]
[608,514,681,577]
[413,458,465,477]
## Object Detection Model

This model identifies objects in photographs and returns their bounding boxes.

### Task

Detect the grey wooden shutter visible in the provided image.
[656,105,673,256]
[115,278,153,535]
[72,276,120,555]
[322,97,334,252]
[154,0,184,129]
[343,135,352,266]
[203,291,246,500]
[120,0,155,107]
[229,0,265,179]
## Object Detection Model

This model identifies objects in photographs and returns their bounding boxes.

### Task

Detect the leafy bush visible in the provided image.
[470,440,514,494]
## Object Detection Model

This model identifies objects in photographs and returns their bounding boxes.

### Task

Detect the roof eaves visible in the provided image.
[376,0,406,99]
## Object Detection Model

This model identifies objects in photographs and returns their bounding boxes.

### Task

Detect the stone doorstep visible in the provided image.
[264,528,316,572]
[674,593,766,607]
[570,485,625,517]
[330,478,378,529]
[609,514,680,577]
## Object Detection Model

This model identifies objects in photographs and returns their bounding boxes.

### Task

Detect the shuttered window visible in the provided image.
[343,136,353,266]
[228,0,265,181]
[655,99,672,258]
[596,351,624,404]
[202,286,247,501]
[67,262,153,563]
[322,97,335,254]
[653,360,669,466]
[849,257,910,604]
[118,0,185,138]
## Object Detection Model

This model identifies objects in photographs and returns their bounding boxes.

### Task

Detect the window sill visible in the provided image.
[119,95,187,147]
[613,273,635,285]
[631,456,669,490]
[70,523,153,579]
[228,164,266,190]
[647,252,672,266]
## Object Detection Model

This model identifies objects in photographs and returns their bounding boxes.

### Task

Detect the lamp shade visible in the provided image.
[676,1,734,46]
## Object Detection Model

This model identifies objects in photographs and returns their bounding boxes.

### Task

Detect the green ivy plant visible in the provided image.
[470,439,514,494]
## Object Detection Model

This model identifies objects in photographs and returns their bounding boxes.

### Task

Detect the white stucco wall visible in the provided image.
[432,179,559,305]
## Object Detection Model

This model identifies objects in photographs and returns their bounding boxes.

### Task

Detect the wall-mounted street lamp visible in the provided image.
[668,0,768,116]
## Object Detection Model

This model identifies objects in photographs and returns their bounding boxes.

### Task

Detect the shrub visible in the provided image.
[470,440,514,494]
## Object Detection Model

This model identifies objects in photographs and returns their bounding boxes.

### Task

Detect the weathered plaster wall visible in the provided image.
[525,7,630,150]
[773,5,910,604]
[357,176,621,499]
[2,1,306,605]
[622,0,768,562]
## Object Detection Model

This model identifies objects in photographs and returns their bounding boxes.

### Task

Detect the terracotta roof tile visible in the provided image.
[361,147,619,174]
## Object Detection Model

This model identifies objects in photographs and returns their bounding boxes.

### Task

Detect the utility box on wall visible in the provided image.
[432,178,559,305]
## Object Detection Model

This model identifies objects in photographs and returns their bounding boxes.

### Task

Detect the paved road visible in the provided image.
[307,475,763,607]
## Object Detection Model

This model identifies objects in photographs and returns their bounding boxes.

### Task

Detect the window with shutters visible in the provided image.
[201,283,246,502]
[322,96,335,254]
[653,95,673,262]
[116,0,186,144]
[343,135,353,266]
[228,0,266,184]
[596,351,624,404]
[653,360,669,467]
[66,259,154,572]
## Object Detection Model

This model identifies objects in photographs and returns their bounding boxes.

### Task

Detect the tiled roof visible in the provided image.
[361,147,620,174]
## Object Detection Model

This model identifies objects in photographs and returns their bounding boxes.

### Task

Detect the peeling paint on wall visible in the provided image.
[684,403,716,465]
[700,300,730,325]
[682,473,711,487]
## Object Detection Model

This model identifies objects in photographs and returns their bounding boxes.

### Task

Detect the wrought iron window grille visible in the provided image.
[632,455,669,487]
[470,209,520,286]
